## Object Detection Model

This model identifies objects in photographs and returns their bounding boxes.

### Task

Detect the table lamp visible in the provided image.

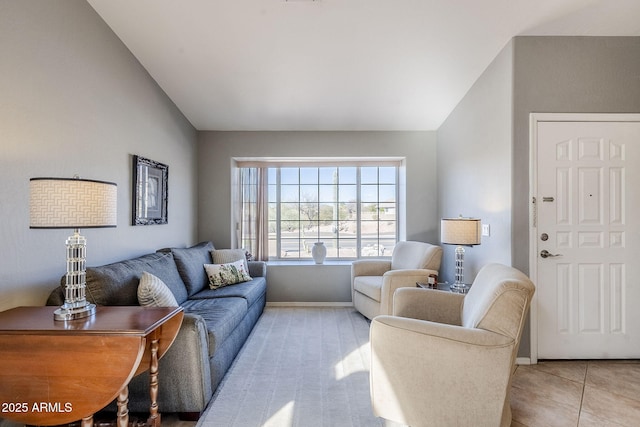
[30,177,117,320]
[440,216,481,294]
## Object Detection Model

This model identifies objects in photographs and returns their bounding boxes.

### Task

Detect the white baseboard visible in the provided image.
[516,357,533,365]
[266,301,354,308]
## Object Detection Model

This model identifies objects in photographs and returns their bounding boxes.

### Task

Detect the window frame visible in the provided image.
[234,157,405,261]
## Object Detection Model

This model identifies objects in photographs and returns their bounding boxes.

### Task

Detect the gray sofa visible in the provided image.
[46,241,267,419]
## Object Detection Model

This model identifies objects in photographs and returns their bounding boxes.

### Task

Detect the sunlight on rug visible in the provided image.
[335,343,369,381]
[263,401,295,427]
[196,307,385,427]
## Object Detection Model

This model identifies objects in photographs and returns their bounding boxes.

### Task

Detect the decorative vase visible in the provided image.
[312,242,327,264]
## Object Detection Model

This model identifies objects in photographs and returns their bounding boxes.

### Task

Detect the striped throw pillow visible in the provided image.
[137,272,178,307]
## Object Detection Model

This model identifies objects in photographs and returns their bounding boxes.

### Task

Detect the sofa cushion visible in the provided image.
[190,276,267,307]
[353,276,383,303]
[181,297,248,357]
[204,260,252,289]
[84,252,188,305]
[137,272,178,307]
[170,241,214,296]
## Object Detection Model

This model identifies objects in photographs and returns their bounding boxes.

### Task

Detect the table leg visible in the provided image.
[81,414,93,427]
[147,335,161,427]
[116,386,129,427]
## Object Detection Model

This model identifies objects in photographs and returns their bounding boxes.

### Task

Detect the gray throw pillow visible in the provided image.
[211,248,248,270]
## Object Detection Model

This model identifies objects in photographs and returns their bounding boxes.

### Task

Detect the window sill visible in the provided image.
[266,260,355,266]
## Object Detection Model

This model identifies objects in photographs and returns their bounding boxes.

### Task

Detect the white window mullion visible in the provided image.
[356,166,362,258]
[377,167,381,250]
[297,168,302,256]
[276,168,282,260]
[316,168,321,245]
[395,166,400,239]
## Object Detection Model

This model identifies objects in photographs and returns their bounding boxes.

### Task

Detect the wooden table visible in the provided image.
[0,305,183,426]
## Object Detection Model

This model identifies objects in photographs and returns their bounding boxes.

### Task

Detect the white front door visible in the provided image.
[533,115,640,359]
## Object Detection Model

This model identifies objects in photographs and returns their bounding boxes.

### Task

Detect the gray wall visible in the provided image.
[197,131,437,302]
[266,263,352,303]
[0,0,198,311]
[438,36,640,359]
[512,36,640,275]
[511,36,640,358]
[437,40,514,284]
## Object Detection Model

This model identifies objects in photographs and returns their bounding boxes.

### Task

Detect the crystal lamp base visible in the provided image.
[450,282,469,294]
[54,303,96,321]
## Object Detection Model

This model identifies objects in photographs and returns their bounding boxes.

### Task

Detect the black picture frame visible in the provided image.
[132,155,168,225]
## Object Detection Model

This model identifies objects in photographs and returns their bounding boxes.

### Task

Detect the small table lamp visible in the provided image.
[441,216,481,294]
[30,177,117,320]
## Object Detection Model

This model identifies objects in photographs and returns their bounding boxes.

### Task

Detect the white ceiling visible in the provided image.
[87,0,640,131]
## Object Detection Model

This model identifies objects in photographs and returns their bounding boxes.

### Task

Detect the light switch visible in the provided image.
[482,224,490,237]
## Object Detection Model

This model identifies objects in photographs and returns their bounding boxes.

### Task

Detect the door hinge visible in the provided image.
[532,196,537,227]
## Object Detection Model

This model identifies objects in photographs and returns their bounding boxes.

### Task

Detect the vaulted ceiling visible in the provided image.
[88,0,640,131]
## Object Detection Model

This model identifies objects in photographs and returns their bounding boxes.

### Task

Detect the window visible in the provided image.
[237,160,401,261]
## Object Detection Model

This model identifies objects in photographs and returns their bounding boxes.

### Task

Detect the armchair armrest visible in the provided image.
[379,268,438,315]
[351,259,392,278]
[393,287,464,325]
[373,314,513,347]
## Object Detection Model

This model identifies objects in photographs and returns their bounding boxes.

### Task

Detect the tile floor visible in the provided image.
[511,360,640,427]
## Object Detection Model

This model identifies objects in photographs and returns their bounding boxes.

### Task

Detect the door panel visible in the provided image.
[536,120,640,359]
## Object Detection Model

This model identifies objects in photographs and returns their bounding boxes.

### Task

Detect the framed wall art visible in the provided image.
[132,155,168,225]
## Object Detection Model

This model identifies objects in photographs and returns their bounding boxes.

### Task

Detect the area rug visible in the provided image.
[196,307,385,427]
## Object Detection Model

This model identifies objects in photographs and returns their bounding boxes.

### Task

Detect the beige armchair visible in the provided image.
[351,241,442,320]
[370,263,535,427]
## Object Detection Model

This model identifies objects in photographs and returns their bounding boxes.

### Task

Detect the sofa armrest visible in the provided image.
[162,312,212,411]
[378,268,438,316]
[128,312,213,413]
[393,287,464,325]
[248,261,267,278]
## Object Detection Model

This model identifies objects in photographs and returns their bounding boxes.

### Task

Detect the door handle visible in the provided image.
[540,249,562,258]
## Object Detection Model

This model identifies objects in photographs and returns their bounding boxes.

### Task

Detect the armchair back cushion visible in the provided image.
[462,263,535,340]
[390,240,442,271]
